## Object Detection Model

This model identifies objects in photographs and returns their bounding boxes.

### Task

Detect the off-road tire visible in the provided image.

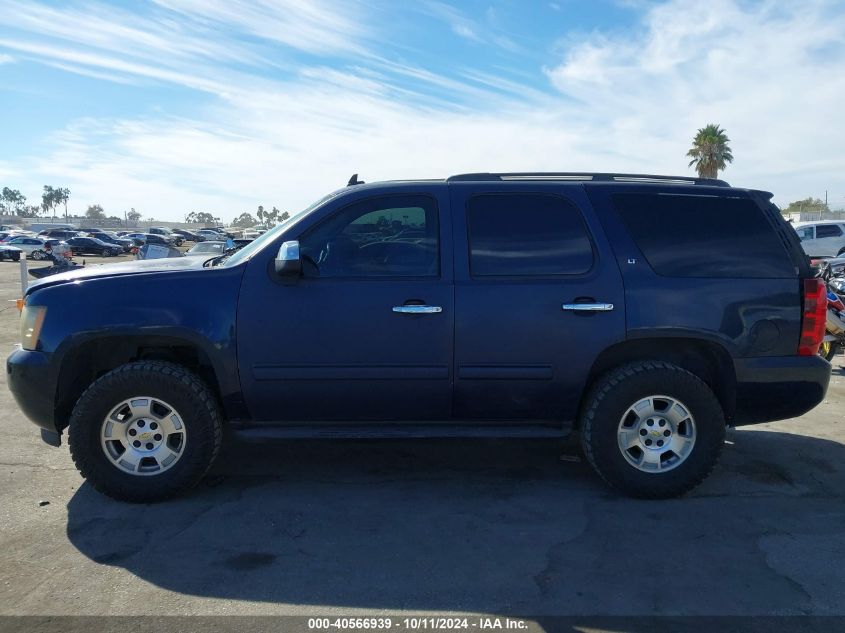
[580,360,725,499]
[68,361,223,502]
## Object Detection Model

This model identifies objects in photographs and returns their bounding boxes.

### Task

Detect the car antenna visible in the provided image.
[347,173,365,186]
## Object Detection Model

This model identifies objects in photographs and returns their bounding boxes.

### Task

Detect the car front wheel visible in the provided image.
[68,361,223,502]
[580,360,725,499]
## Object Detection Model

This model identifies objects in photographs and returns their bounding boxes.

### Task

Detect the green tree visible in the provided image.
[0,187,27,215]
[185,211,217,225]
[686,124,733,179]
[85,204,106,220]
[780,197,829,216]
[57,187,71,219]
[256,205,265,224]
[42,186,58,217]
[232,212,257,228]
[127,208,142,222]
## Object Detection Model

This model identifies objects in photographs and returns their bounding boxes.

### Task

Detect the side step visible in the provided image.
[231,423,569,440]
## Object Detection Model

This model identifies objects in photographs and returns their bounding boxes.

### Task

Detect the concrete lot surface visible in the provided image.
[0,253,844,618]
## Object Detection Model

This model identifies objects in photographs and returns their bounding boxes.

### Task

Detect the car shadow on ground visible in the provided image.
[65,430,845,614]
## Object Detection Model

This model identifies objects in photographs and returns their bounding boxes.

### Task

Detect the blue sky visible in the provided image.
[1,0,844,221]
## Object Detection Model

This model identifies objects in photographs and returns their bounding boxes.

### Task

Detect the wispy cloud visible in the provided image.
[420,1,521,52]
[151,0,368,56]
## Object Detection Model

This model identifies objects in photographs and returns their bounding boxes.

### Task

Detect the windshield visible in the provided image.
[188,242,225,254]
[219,192,339,268]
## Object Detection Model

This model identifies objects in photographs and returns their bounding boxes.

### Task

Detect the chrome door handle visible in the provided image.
[562,303,614,312]
[393,305,443,314]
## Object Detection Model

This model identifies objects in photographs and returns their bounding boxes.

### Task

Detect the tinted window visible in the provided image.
[613,193,794,278]
[816,224,843,238]
[467,194,593,276]
[300,195,438,278]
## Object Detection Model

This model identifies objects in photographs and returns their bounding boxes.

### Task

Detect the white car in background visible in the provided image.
[3,236,70,260]
[241,225,269,239]
[793,221,845,258]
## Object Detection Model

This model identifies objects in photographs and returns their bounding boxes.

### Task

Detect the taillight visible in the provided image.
[799,278,827,356]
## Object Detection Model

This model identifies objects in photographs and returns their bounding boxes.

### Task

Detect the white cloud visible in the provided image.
[545,0,845,204]
[2,0,845,220]
[0,53,13,64]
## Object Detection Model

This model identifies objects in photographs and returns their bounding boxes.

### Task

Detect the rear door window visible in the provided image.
[816,224,843,238]
[612,193,795,278]
[466,194,594,276]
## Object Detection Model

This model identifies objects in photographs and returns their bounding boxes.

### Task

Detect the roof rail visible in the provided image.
[446,172,730,187]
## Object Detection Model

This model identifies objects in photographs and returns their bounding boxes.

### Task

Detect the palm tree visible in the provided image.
[686,124,733,179]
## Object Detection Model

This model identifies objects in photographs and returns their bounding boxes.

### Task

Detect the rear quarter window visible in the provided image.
[612,193,795,278]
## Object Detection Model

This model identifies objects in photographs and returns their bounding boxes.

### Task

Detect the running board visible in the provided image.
[231,423,569,440]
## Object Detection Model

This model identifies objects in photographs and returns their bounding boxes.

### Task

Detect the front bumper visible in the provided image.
[7,348,58,434]
[732,355,831,425]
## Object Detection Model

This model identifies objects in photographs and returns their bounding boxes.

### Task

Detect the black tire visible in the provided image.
[31,250,45,261]
[580,360,725,499]
[68,361,223,502]
[11,252,20,262]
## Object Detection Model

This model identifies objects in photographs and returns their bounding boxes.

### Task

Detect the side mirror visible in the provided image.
[275,240,301,275]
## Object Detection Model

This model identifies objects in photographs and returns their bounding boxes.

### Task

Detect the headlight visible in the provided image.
[20,305,46,351]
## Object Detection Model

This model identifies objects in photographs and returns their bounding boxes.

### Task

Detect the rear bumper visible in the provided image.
[6,348,58,434]
[732,355,830,425]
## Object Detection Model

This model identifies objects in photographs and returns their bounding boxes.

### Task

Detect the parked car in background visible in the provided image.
[38,229,79,241]
[793,221,845,258]
[136,244,184,260]
[65,236,122,257]
[123,232,171,247]
[172,228,203,242]
[197,228,227,241]
[184,241,227,258]
[241,225,269,239]
[4,236,56,260]
[0,244,22,261]
[0,224,26,232]
[85,231,133,252]
[148,227,182,246]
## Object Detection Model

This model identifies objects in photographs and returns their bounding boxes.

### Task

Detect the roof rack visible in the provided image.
[445,172,730,187]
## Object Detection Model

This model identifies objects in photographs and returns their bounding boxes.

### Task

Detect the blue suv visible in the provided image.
[7,173,830,501]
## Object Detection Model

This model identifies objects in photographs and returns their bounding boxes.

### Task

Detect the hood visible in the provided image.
[26,256,210,295]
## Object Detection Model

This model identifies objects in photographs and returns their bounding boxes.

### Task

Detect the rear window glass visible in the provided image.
[467,194,594,276]
[612,193,795,278]
[816,224,843,238]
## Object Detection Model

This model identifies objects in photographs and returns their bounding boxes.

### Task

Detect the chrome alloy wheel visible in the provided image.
[617,395,697,473]
[100,397,187,476]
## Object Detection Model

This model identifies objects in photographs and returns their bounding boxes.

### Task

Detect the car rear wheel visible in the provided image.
[31,250,46,260]
[580,360,725,499]
[68,361,223,502]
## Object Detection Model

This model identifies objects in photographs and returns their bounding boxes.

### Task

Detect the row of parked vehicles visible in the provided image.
[0,225,237,262]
